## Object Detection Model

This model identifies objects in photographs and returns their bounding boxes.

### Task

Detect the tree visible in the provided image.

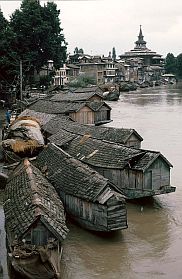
[112,47,116,61]
[165,53,176,74]
[78,48,84,54]
[68,74,96,88]
[176,53,182,78]
[74,47,84,54]
[0,9,18,87]
[9,0,67,85]
[74,47,79,54]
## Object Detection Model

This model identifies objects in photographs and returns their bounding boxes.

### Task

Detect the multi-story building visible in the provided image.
[119,26,164,82]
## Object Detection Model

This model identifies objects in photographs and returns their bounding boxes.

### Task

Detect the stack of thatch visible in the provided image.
[2,116,44,161]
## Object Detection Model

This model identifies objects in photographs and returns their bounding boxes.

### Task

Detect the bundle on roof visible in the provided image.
[2,116,44,161]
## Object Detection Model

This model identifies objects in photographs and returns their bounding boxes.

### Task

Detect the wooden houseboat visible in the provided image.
[43,114,143,148]
[19,109,143,148]
[34,143,128,232]
[49,91,103,102]
[4,159,69,279]
[47,132,176,199]
[28,96,112,125]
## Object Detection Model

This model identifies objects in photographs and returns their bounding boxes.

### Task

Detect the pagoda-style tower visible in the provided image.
[119,26,164,82]
[135,25,147,49]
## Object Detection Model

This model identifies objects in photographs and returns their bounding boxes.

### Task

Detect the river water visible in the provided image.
[1,83,182,279]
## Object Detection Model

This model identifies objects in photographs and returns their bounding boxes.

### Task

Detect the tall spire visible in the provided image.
[135,25,147,49]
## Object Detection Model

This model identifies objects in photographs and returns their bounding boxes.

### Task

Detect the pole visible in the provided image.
[20,60,23,112]
[20,60,23,101]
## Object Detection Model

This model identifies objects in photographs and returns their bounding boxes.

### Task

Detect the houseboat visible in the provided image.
[19,109,143,148]
[28,92,112,125]
[4,158,69,279]
[47,132,176,199]
[34,143,128,232]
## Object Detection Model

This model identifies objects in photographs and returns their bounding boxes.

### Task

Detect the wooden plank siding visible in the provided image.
[107,196,127,230]
[88,95,102,102]
[126,134,141,148]
[93,159,171,198]
[70,107,94,124]
[94,108,109,124]
[60,192,108,231]
[59,191,127,231]
[144,157,170,190]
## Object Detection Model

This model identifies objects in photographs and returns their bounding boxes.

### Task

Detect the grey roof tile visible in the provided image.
[4,159,69,241]
[43,116,143,144]
[34,143,120,202]
[29,100,87,114]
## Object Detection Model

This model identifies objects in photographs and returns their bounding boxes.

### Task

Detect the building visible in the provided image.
[47,133,175,199]
[34,143,128,232]
[119,26,164,82]
[4,159,68,278]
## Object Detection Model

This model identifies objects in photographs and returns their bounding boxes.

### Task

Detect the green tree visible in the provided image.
[74,47,84,54]
[165,53,176,74]
[176,53,182,78]
[68,74,96,88]
[0,9,18,87]
[10,0,67,85]
[74,47,79,54]
[78,48,84,54]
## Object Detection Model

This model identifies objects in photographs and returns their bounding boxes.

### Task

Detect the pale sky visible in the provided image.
[1,0,182,58]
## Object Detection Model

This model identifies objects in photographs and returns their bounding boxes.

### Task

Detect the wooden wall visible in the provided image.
[126,134,141,148]
[60,192,108,231]
[144,157,170,190]
[106,196,127,230]
[24,220,55,245]
[94,105,110,123]
[89,95,102,102]
[93,157,170,193]
[59,192,127,231]
[70,106,94,124]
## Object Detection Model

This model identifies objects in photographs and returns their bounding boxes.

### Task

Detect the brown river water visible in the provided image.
[1,83,182,279]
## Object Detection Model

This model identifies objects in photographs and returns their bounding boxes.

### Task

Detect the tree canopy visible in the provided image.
[74,47,84,55]
[165,53,176,75]
[176,54,182,78]
[0,0,67,89]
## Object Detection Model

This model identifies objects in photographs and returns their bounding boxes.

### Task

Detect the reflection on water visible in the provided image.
[1,84,182,279]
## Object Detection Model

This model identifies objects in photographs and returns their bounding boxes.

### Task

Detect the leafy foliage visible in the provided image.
[176,54,182,78]
[0,0,67,88]
[74,47,84,54]
[68,74,96,88]
[0,10,18,86]
[165,53,176,74]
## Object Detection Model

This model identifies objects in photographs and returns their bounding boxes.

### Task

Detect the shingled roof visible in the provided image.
[4,159,69,242]
[34,143,123,202]
[48,132,172,171]
[73,86,103,94]
[43,115,143,144]
[50,92,103,102]
[131,150,173,170]
[19,109,56,126]
[48,133,144,169]
[29,100,89,114]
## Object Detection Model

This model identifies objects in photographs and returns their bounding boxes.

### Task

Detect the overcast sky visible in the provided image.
[1,0,182,58]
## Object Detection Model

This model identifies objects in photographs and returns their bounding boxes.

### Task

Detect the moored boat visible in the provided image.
[4,159,69,279]
[34,143,128,232]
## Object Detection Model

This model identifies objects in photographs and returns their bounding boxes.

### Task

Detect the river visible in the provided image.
[1,83,182,279]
